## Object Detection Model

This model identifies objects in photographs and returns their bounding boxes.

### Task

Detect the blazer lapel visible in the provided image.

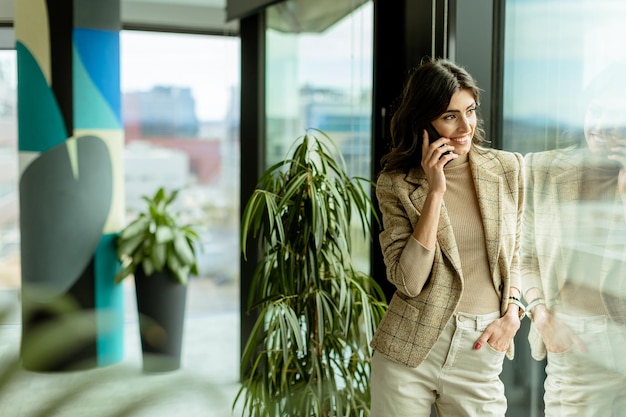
[407,169,463,273]
[551,155,583,276]
[470,152,502,276]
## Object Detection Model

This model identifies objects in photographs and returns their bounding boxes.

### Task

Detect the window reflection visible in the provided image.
[503,1,626,415]
[502,0,626,153]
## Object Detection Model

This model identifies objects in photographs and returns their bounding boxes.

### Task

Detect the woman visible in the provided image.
[370,58,525,417]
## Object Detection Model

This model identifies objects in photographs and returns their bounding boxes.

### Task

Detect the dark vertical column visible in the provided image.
[15,0,124,371]
[46,1,74,134]
[371,0,436,302]
[239,11,265,379]
[371,0,406,303]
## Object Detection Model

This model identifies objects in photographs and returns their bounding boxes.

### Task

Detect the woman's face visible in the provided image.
[431,88,477,156]
[584,97,626,157]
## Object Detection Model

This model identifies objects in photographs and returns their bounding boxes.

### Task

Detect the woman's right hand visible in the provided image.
[411,131,454,248]
[421,130,455,194]
[532,305,586,353]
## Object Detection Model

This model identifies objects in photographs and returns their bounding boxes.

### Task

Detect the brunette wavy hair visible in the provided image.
[380,57,486,173]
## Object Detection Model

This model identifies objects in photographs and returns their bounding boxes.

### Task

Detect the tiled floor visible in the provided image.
[0,278,243,417]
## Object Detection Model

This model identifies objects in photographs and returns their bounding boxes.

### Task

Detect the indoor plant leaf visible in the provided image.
[151,242,167,271]
[119,216,150,239]
[173,230,195,265]
[236,130,387,417]
[114,187,200,286]
[116,233,144,259]
[155,225,175,243]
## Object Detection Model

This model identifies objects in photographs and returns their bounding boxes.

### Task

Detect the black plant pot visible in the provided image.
[134,269,187,372]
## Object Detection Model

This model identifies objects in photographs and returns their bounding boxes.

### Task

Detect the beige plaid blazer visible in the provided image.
[371,146,524,367]
[522,149,626,360]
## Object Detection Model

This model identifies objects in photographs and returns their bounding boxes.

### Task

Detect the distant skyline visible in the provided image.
[121,31,240,122]
[122,2,373,122]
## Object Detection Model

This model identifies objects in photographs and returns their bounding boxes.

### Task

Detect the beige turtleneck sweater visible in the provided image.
[443,154,500,314]
[404,153,501,314]
[558,163,621,316]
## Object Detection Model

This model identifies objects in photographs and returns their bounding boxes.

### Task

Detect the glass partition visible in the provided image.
[502,1,626,415]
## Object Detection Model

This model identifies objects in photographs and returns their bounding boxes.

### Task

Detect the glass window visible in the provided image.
[264,0,373,271]
[0,50,19,295]
[502,1,626,415]
[120,30,241,376]
[502,0,626,153]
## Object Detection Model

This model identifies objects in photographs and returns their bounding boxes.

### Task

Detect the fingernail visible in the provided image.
[474,342,482,350]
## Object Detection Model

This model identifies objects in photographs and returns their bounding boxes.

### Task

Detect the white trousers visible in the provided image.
[544,313,626,417]
[370,311,507,417]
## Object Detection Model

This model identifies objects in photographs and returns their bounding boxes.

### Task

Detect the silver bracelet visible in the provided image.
[507,296,526,320]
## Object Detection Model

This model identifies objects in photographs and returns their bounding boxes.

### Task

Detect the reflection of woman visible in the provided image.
[522,64,626,417]
[369,58,525,416]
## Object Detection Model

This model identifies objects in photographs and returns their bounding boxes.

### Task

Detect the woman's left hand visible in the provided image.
[473,311,521,352]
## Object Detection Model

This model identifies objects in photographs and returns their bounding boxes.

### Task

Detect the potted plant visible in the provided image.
[235,130,387,416]
[115,187,200,372]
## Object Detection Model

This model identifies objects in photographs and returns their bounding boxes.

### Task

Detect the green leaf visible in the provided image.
[315,292,325,348]
[182,226,200,241]
[151,242,167,271]
[167,250,182,272]
[114,186,197,287]
[166,188,180,205]
[116,233,144,259]
[173,231,195,265]
[154,187,166,203]
[141,258,155,277]
[114,263,135,284]
[235,130,388,416]
[118,216,149,239]
[155,225,175,243]
[171,265,189,285]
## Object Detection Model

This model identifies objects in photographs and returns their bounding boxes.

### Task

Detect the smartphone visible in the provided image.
[426,124,450,157]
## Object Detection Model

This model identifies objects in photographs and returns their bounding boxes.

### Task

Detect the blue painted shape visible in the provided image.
[95,233,124,366]
[15,42,68,152]
[73,28,121,125]
[73,46,121,129]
